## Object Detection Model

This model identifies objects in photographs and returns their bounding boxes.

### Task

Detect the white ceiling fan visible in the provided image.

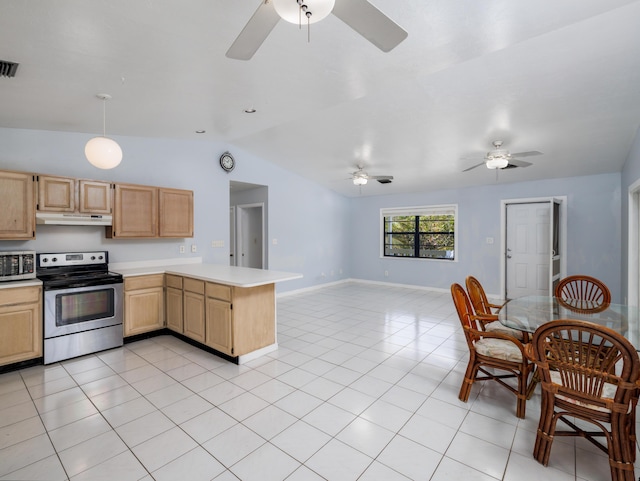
[350,165,393,185]
[462,140,542,172]
[226,0,408,60]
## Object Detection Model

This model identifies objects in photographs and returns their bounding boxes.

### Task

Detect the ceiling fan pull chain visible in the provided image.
[307,12,311,42]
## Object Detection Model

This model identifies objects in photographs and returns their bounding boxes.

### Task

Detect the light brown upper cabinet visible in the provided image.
[79,180,112,214]
[37,175,75,212]
[0,170,36,240]
[107,183,158,238]
[108,183,194,239]
[159,188,194,238]
[37,175,112,214]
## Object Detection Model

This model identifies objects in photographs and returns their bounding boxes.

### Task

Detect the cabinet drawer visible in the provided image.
[206,282,231,302]
[183,278,205,295]
[0,286,41,305]
[125,274,164,291]
[165,274,183,289]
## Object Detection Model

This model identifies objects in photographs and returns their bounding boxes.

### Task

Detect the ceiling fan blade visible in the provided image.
[508,159,533,168]
[462,162,485,172]
[332,0,408,52]
[226,1,281,60]
[510,150,542,158]
[368,175,393,180]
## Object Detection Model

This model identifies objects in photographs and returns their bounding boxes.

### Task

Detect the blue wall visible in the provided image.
[0,127,627,299]
[0,127,350,292]
[349,173,622,300]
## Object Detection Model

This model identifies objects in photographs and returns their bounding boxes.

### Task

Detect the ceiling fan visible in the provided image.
[226,0,408,60]
[350,165,393,185]
[462,140,542,172]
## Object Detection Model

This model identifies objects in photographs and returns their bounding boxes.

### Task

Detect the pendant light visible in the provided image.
[85,93,122,169]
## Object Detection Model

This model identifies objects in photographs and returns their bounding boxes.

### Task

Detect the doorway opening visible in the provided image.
[627,178,640,306]
[230,181,268,269]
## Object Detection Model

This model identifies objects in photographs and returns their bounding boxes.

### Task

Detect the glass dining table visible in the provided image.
[497,296,640,351]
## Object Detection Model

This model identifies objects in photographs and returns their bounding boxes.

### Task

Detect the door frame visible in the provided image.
[627,178,640,306]
[236,202,266,269]
[500,196,567,299]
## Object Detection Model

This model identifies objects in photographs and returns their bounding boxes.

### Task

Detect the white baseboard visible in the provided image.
[277,278,450,298]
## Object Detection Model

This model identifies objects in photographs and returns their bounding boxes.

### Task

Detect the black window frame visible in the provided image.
[381,205,457,261]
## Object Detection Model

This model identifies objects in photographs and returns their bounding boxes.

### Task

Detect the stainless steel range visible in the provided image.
[37,251,123,364]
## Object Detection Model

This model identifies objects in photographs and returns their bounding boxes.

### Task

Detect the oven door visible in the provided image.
[43,282,123,338]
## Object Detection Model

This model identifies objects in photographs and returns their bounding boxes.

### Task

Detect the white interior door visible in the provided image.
[505,202,551,298]
[237,203,264,269]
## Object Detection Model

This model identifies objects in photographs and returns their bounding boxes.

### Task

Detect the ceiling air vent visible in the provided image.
[0,61,19,78]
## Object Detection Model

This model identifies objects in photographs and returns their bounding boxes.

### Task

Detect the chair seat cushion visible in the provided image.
[484,320,525,341]
[475,338,523,362]
[549,370,616,413]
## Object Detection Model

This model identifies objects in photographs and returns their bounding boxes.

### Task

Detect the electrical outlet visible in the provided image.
[384,270,389,277]
[179,245,185,254]
[272,238,278,245]
[191,245,197,253]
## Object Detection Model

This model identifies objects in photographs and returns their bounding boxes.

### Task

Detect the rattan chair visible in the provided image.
[451,283,536,418]
[465,275,527,341]
[555,275,611,312]
[528,319,640,481]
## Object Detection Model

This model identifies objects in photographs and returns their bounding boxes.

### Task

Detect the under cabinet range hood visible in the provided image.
[35,212,113,226]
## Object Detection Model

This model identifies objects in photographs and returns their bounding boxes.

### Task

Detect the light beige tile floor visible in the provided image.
[0,282,636,480]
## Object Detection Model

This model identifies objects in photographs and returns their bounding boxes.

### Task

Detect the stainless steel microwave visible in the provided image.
[0,251,36,281]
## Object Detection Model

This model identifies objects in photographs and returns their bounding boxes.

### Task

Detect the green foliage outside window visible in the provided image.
[383,214,455,259]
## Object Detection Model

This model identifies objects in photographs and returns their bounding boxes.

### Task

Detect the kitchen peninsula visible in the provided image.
[115,262,302,364]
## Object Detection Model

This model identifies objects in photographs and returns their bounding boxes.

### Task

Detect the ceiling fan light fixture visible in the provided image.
[273,0,335,24]
[353,176,367,186]
[485,157,509,169]
[85,94,122,169]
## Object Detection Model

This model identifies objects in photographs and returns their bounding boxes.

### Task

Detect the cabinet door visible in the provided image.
[159,188,194,238]
[166,286,183,333]
[109,184,158,238]
[0,171,36,240]
[79,180,112,214]
[124,287,164,336]
[0,299,42,366]
[205,297,233,355]
[183,291,205,343]
[37,175,75,212]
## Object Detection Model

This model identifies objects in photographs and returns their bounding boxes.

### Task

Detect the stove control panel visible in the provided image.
[37,251,108,268]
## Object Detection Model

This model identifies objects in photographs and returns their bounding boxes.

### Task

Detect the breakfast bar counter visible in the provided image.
[113,262,302,363]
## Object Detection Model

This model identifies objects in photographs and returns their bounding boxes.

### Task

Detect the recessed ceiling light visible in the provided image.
[244,108,257,114]
[195,130,206,134]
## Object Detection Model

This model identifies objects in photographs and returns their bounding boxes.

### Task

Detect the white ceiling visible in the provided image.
[1,0,640,197]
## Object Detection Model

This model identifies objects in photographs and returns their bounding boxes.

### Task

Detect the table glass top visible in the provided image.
[498,296,640,350]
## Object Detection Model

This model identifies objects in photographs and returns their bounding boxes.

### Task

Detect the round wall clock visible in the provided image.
[219,152,235,172]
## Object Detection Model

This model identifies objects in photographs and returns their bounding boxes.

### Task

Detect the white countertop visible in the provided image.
[115,263,302,288]
[0,279,42,289]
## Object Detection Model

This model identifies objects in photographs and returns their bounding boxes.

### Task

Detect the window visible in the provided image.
[381,205,457,260]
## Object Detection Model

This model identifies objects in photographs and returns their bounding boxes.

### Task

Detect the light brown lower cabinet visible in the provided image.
[161,275,277,358]
[205,296,233,355]
[124,275,165,337]
[165,275,183,333]
[183,278,205,343]
[0,286,42,366]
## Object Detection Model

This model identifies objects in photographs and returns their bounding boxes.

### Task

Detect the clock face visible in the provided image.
[220,152,235,172]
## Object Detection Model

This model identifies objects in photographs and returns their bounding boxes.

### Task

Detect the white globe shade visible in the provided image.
[485,157,509,169]
[85,136,123,169]
[273,0,335,24]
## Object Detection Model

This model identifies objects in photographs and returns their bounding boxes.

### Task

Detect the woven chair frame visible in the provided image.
[529,319,640,481]
[451,283,536,419]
